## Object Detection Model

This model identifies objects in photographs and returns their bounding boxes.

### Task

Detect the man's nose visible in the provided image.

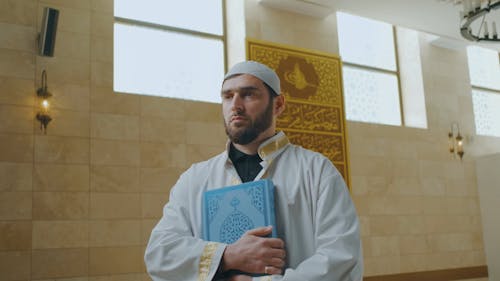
[230,94,244,112]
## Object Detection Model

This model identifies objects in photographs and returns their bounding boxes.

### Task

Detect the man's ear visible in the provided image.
[274,95,285,117]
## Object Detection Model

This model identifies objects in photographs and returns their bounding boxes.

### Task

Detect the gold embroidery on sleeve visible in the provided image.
[198,242,218,281]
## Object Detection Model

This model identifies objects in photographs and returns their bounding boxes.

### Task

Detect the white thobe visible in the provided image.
[145,131,363,281]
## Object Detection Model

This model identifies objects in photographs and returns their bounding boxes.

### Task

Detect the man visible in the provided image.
[145,61,363,281]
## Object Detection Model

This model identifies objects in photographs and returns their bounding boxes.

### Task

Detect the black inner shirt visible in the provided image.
[229,143,263,183]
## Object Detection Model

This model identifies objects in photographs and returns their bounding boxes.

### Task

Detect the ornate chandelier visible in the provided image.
[460,0,500,42]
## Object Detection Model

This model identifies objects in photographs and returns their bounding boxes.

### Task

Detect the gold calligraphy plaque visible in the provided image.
[247,39,351,188]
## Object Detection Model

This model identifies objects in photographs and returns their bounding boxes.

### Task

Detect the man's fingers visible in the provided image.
[266,257,285,268]
[264,265,282,275]
[265,238,285,249]
[245,226,273,236]
[268,248,286,259]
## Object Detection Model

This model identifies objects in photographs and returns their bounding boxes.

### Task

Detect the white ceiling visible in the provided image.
[259,0,500,51]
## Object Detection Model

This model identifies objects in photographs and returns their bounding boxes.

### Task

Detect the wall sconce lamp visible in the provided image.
[448,122,464,160]
[36,70,52,134]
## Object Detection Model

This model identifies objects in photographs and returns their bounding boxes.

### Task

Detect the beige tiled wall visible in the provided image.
[0,0,226,280]
[243,0,496,279]
[0,0,498,280]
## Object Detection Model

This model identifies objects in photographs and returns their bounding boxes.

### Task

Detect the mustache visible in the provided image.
[230,112,248,119]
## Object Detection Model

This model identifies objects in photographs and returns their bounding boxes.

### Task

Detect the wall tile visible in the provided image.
[399,254,427,273]
[396,215,426,235]
[55,31,90,60]
[0,191,32,220]
[91,139,140,166]
[89,246,144,275]
[371,236,400,257]
[34,163,89,191]
[32,221,88,249]
[140,96,185,120]
[35,135,89,164]
[186,144,224,166]
[186,121,226,145]
[35,109,90,138]
[0,76,34,106]
[90,36,112,62]
[369,216,399,236]
[391,159,419,178]
[89,273,144,281]
[33,192,89,220]
[141,219,157,246]
[0,221,32,250]
[421,177,446,196]
[48,83,90,111]
[142,193,168,219]
[0,104,33,134]
[140,142,186,168]
[39,0,90,10]
[400,235,430,254]
[0,162,32,191]
[32,248,88,279]
[90,12,112,38]
[91,165,140,192]
[0,251,31,281]
[427,233,482,252]
[0,22,35,51]
[387,177,421,196]
[89,220,141,247]
[90,193,141,219]
[350,156,389,178]
[184,101,222,123]
[31,275,86,280]
[446,178,473,197]
[91,113,139,140]
[0,48,34,79]
[90,61,112,87]
[140,167,182,193]
[91,87,140,115]
[36,56,90,85]
[140,117,185,144]
[0,134,33,163]
[358,216,370,237]
[0,0,36,26]
[91,0,113,13]
[364,256,401,276]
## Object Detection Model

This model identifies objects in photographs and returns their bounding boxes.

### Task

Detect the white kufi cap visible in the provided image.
[223,61,281,95]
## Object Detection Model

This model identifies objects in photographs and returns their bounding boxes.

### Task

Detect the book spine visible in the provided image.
[266,180,277,238]
[202,192,209,241]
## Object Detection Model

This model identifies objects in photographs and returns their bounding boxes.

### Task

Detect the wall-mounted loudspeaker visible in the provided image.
[38,7,59,57]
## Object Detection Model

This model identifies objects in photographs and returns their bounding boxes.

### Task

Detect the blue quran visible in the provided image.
[202,179,277,243]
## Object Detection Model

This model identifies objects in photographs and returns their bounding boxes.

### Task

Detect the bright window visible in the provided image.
[337,12,427,128]
[114,0,225,103]
[467,46,500,137]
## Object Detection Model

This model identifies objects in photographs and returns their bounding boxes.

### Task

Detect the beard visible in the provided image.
[224,98,274,145]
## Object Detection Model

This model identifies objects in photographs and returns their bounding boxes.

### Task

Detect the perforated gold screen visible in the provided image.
[247,39,351,188]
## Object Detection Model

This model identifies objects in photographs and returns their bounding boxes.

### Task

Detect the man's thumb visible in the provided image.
[246,226,272,236]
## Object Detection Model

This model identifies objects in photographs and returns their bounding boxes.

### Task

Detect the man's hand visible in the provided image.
[227,274,252,281]
[222,226,286,275]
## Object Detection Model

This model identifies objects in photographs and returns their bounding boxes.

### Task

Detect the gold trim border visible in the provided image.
[198,242,218,281]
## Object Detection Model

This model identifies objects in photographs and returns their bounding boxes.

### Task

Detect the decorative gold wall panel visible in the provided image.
[247,39,350,188]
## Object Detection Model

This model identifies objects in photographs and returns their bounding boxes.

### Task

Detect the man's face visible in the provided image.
[221,74,274,145]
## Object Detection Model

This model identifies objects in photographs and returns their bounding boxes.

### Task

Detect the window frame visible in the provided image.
[113,0,228,101]
[469,50,500,137]
[339,16,407,126]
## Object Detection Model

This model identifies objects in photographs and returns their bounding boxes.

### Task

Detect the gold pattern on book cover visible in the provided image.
[247,39,350,188]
